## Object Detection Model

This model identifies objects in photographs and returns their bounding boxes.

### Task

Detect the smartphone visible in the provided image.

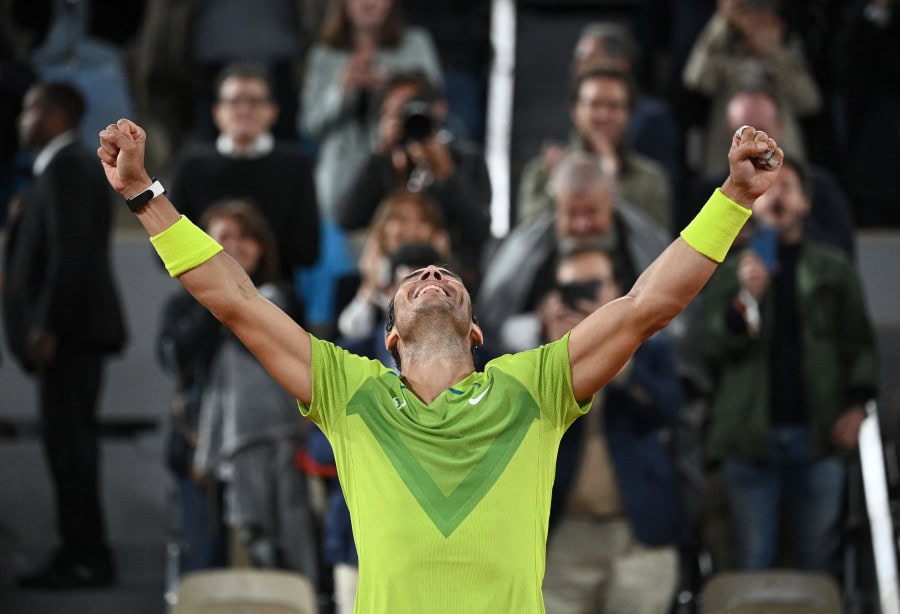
[749,225,778,273]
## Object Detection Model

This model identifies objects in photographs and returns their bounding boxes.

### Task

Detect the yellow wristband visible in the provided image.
[680,189,752,263]
[149,215,223,277]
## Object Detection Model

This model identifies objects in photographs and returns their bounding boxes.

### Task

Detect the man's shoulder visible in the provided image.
[44,143,106,182]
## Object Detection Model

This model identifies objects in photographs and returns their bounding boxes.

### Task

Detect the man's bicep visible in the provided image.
[567,297,645,401]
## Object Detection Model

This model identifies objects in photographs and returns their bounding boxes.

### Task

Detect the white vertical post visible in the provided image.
[485,0,517,239]
[860,400,900,614]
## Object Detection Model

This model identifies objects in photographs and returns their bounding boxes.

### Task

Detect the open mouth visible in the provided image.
[414,284,449,298]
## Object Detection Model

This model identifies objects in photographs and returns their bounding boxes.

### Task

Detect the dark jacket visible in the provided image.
[157,289,224,476]
[604,336,687,546]
[699,241,878,460]
[3,142,126,370]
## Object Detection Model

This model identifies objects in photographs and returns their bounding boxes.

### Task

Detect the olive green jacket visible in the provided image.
[699,241,877,460]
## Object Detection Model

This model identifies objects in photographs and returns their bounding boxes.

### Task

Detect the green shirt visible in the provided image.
[299,334,587,613]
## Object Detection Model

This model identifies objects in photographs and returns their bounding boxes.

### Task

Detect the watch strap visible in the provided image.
[125,178,166,212]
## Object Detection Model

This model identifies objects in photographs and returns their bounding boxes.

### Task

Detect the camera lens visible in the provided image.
[401,100,436,143]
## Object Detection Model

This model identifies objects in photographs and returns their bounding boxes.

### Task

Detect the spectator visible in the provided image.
[541,246,686,614]
[478,151,669,354]
[335,70,491,292]
[835,0,900,228]
[698,157,877,572]
[338,191,451,341]
[685,88,855,255]
[571,21,684,198]
[299,0,442,219]
[157,270,229,573]
[682,0,821,174]
[517,67,673,232]
[167,63,320,284]
[187,0,306,143]
[191,200,319,580]
[3,81,126,589]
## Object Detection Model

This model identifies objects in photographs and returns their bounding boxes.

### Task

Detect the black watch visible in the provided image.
[125,178,166,212]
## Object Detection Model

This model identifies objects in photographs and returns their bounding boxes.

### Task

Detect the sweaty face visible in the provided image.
[213,77,277,145]
[572,76,629,148]
[752,164,810,243]
[390,266,473,333]
[206,215,264,276]
[555,185,615,252]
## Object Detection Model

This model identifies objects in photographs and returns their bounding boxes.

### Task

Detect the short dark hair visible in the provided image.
[779,155,812,198]
[569,66,636,111]
[379,69,443,108]
[214,63,275,101]
[36,81,86,127]
[575,22,641,71]
[389,242,445,280]
[556,244,625,288]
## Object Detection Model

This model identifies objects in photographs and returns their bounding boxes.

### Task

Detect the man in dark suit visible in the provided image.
[3,81,127,589]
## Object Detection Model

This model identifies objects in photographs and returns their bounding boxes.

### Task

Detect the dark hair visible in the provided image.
[383,267,479,372]
[35,81,86,127]
[556,244,625,288]
[379,69,443,107]
[574,22,641,74]
[389,242,445,279]
[320,0,405,49]
[214,63,275,101]
[200,199,280,285]
[568,66,636,111]
[779,155,812,198]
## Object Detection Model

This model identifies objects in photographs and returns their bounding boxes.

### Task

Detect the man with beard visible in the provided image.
[477,151,669,354]
[97,116,780,613]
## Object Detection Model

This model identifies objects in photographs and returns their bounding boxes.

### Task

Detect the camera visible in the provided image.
[400,99,438,143]
[558,280,601,312]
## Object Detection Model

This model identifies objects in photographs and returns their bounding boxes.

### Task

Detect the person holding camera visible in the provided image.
[477,151,670,355]
[539,246,687,614]
[335,69,491,293]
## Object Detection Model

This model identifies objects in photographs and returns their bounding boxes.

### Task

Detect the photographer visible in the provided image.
[539,246,687,613]
[334,70,491,293]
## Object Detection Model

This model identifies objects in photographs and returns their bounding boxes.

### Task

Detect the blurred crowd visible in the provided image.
[0,0,894,611]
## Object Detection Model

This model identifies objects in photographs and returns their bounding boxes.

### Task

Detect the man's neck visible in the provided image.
[399,342,475,405]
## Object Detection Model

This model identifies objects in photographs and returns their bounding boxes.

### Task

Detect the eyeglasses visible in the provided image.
[217,96,271,108]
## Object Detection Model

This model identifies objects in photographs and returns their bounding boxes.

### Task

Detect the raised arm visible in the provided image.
[568,126,782,401]
[97,119,314,404]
